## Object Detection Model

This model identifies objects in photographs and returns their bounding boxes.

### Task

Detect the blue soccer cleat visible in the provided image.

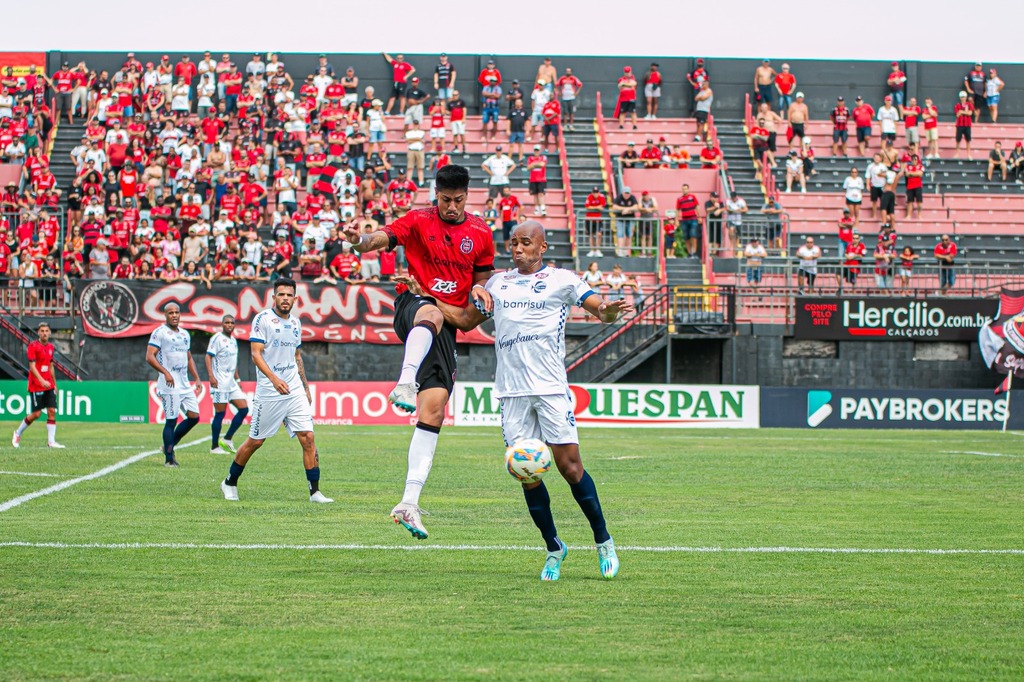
[596,538,619,579]
[540,539,567,581]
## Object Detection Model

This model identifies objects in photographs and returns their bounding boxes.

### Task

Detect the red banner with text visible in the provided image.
[0,52,46,76]
[76,280,493,344]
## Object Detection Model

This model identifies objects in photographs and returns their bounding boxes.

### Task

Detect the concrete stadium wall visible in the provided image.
[51,51,1024,122]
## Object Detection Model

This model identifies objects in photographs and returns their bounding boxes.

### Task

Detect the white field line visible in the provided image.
[0,437,210,513]
[942,451,1021,458]
[0,471,65,478]
[0,541,1020,555]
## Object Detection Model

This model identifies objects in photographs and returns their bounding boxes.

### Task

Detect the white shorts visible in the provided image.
[404,104,423,125]
[499,392,578,447]
[249,392,314,441]
[158,390,200,421]
[451,121,466,135]
[644,84,661,98]
[430,128,446,139]
[361,258,381,278]
[211,384,246,404]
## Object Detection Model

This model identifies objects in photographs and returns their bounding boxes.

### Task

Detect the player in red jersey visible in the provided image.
[12,323,65,448]
[342,165,494,539]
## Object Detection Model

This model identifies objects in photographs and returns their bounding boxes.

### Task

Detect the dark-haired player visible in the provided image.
[220,279,332,503]
[146,303,200,467]
[12,323,64,448]
[343,164,494,539]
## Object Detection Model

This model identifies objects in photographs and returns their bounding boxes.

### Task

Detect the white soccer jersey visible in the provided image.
[148,324,192,394]
[206,332,239,390]
[249,308,303,401]
[486,267,595,398]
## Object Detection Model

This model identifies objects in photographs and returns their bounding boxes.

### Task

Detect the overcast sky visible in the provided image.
[5,0,1021,64]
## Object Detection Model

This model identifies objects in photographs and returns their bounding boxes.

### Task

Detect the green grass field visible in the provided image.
[0,422,1022,680]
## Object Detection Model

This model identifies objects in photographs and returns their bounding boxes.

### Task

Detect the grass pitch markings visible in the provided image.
[943,450,1021,458]
[0,471,65,478]
[0,541,1021,555]
[0,436,210,513]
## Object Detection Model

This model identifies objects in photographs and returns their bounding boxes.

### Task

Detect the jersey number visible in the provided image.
[430,279,458,295]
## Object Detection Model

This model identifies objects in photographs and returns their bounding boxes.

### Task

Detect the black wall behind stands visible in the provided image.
[51,51,1024,123]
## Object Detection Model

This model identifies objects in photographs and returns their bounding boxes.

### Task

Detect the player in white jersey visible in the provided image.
[398,221,630,581]
[145,302,201,467]
[220,279,333,503]
[205,315,249,455]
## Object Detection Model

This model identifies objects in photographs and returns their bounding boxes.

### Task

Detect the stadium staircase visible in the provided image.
[0,302,86,381]
[563,119,603,264]
[49,119,87,195]
[565,286,671,383]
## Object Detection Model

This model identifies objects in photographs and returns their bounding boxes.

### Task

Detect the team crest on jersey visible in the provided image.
[532,282,547,293]
[534,272,549,279]
[460,236,473,254]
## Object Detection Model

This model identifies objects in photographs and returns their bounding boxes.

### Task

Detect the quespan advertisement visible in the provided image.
[0,380,760,428]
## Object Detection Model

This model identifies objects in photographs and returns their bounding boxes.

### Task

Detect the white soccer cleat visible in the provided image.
[597,538,620,579]
[388,382,419,413]
[309,491,334,504]
[11,432,20,448]
[48,441,66,449]
[210,446,228,455]
[221,479,239,501]
[391,502,429,539]
[221,439,236,455]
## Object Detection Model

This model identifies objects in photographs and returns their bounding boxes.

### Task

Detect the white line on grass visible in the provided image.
[0,541,1020,555]
[0,437,210,513]
[0,471,65,478]
[942,451,1021,458]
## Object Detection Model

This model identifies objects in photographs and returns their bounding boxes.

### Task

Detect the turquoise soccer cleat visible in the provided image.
[540,539,567,581]
[596,538,619,579]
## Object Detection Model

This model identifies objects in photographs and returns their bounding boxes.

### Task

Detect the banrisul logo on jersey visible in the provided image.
[454,383,760,428]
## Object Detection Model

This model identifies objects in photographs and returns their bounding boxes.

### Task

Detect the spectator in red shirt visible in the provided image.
[954,91,974,160]
[639,139,663,168]
[583,186,607,257]
[526,146,548,216]
[775,63,797,116]
[477,59,502,87]
[615,66,638,130]
[540,99,560,152]
[675,184,703,259]
[383,53,416,116]
[904,153,925,218]
[842,232,866,290]
[852,96,875,156]
[887,62,907,106]
[699,140,722,170]
[934,234,957,292]
[643,62,662,119]
[922,97,940,160]
[497,186,521,254]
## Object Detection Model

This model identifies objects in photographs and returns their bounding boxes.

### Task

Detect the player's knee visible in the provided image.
[415,307,443,334]
[186,412,199,420]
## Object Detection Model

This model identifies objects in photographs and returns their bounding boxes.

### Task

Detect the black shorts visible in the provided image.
[881,132,896,143]
[767,132,777,152]
[585,219,602,236]
[529,181,547,195]
[392,81,408,97]
[880,191,896,214]
[833,129,848,143]
[972,93,985,111]
[30,389,57,412]
[791,123,805,138]
[392,291,457,395]
[695,110,708,124]
[619,100,636,114]
[907,187,923,202]
[869,186,883,202]
[857,126,871,143]
[956,125,972,142]
[502,220,516,241]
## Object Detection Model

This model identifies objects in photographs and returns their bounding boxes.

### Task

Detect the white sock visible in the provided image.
[401,425,439,506]
[15,419,30,436]
[398,325,435,385]
[46,422,56,443]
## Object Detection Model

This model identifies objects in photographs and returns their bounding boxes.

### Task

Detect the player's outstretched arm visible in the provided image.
[394,275,488,332]
[582,294,634,324]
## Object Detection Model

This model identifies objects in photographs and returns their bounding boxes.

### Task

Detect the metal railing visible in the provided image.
[2,275,74,315]
[0,299,86,380]
[670,284,736,335]
[566,285,671,383]
[594,92,617,200]
[574,215,663,263]
[555,119,577,260]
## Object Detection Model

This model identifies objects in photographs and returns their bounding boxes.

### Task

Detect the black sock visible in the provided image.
[306,466,320,495]
[172,416,199,445]
[162,419,176,461]
[570,470,610,544]
[225,461,245,486]
[522,481,561,552]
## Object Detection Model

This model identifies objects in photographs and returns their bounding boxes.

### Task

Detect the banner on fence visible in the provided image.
[760,387,1022,430]
[147,381,454,426]
[74,280,493,344]
[794,297,996,341]
[0,52,46,76]
[453,382,760,428]
[0,381,149,423]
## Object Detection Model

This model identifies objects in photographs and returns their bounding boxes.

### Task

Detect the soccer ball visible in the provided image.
[504,438,553,483]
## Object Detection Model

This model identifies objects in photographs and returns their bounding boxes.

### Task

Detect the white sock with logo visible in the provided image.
[15,419,30,436]
[401,425,439,506]
[46,422,57,443]
[397,325,434,386]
